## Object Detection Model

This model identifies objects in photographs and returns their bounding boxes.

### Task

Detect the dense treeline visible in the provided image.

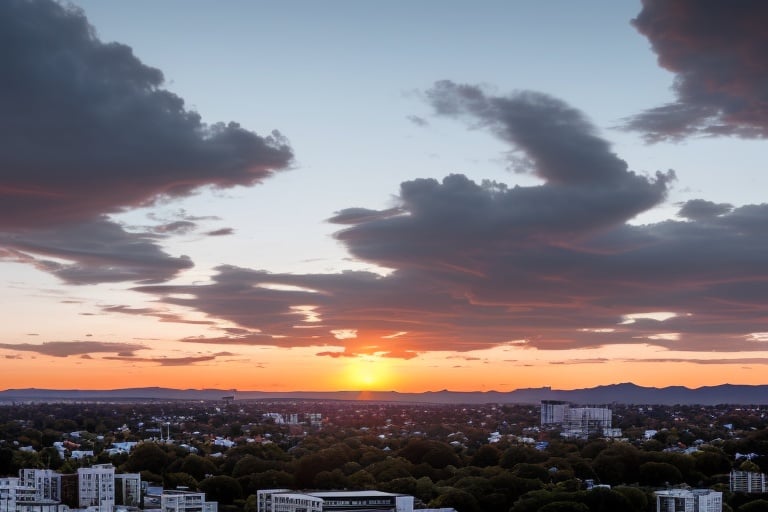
[0,401,767,512]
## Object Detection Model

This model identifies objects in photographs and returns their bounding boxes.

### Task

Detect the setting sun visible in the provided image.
[343,357,394,390]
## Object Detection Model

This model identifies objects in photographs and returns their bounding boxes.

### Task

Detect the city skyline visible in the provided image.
[2,0,768,392]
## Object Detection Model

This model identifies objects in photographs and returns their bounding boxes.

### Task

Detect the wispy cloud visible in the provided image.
[102,352,235,366]
[0,341,145,358]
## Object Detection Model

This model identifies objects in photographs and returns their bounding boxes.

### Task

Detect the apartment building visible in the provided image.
[730,470,767,493]
[161,490,217,512]
[257,490,413,512]
[78,464,115,511]
[655,489,722,512]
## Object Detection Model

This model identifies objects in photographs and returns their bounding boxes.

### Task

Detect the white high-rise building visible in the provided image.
[78,464,115,512]
[540,401,619,438]
[540,401,569,425]
[655,489,722,512]
[18,469,60,502]
[730,470,767,493]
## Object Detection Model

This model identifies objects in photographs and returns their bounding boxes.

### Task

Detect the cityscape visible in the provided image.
[3,0,768,511]
[0,398,767,512]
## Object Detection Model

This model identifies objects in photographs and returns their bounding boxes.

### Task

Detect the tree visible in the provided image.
[199,475,242,505]
[613,486,649,512]
[123,442,169,474]
[471,445,500,468]
[539,502,590,512]
[638,461,684,487]
[740,500,768,512]
[430,488,479,512]
[180,454,218,481]
[164,472,198,491]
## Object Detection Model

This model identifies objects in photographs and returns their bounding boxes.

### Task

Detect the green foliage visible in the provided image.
[638,461,684,486]
[180,454,218,481]
[513,462,549,481]
[164,472,198,491]
[471,444,500,467]
[123,442,169,474]
[199,475,243,505]
[613,486,649,512]
[740,500,768,512]
[430,488,479,512]
[539,501,590,512]
[592,443,640,485]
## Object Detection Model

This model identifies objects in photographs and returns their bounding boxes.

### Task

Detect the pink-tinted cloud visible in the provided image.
[102,352,234,366]
[0,341,145,358]
[625,0,768,140]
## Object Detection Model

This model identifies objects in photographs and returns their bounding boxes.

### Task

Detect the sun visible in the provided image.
[343,357,394,390]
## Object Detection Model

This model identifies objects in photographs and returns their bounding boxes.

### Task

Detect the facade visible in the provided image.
[730,470,767,493]
[115,474,142,507]
[161,490,217,512]
[540,400,569,426]
[1,477,24,512]
[655,490,722,512]
[540,401,619,438]
[78,464,115,511]
[257,490,413,512]
[18,470,60,502]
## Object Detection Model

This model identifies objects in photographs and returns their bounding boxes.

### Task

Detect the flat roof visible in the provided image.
[306,491,402,498]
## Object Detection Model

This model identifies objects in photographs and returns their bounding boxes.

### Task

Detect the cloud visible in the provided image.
[0,341,145,357]
[0,0,292,283]
[677,199,733,221]
[103,305,216,325]
[133,84,768,357]
[625,0,768,140]
[102,352,234,366]
[1,217,192,284]
[406,115,429,127]
[205,227,235,237]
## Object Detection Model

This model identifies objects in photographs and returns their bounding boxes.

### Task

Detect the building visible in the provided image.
[730,470,767,493]
[257,490,414,512]
[540,400,569,426]
[115,474,142,507]
[540,401,619,438]
[18,470,60,502]
[655,489,722,512]
[161,490,217,512]
[78,464,115,512]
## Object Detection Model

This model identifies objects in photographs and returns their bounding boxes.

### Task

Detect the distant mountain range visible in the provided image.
[1,383,767,405]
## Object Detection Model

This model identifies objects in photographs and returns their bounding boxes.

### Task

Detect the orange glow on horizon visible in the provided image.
[0,343,766,393]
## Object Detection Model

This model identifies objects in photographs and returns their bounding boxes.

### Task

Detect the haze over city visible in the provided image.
[2,0,768,393]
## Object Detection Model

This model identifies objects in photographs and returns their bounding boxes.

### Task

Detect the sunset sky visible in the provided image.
[2,0,768,393]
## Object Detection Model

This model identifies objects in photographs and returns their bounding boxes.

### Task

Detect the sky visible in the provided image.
[2,0,768,393]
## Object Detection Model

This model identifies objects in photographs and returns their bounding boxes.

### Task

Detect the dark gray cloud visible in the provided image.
[678,199,733,220]
[136,84,768,358]
[154,221,198,235]
[626,0,768,140]
[0,341,144,357]
[205,227,235,237]
[1,217,192,284]
[0,0,292,284]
